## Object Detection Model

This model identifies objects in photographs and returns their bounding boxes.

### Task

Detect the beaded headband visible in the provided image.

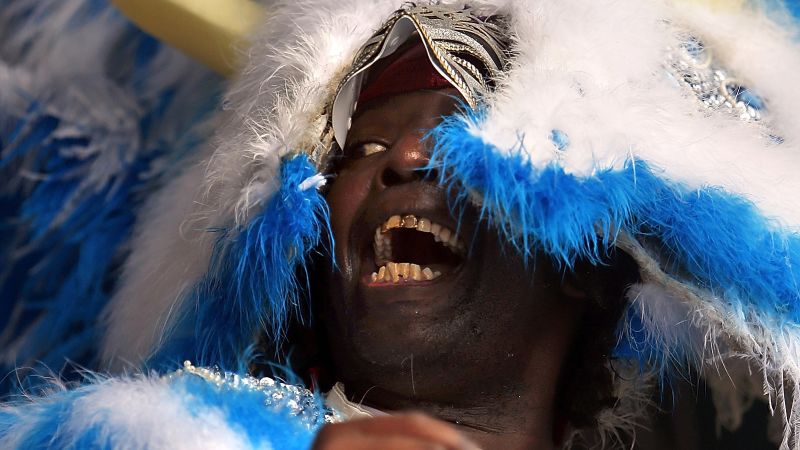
[331,4,510,148]
[354,42,454,107]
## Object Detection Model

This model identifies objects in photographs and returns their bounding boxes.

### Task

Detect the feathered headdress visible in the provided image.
[4,0,800,447]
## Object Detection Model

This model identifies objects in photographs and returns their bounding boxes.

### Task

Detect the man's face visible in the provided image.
[322,88,585,408]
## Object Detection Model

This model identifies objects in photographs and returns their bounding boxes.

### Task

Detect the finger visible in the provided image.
[359,434,456,450]
[315,429,457,450]
[347,413,480,450]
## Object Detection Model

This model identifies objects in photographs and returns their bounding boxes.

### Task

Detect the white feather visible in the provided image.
[101,158,216,370]
[103,1,800,442]
[66,378,253,450]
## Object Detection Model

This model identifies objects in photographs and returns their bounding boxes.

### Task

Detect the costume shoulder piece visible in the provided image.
[0,362,332,450]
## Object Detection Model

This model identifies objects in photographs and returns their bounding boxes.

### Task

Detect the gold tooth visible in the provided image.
[417,217,431,232]
[411,264,422,280]
[377,265,386,281]
[402,215,417,228]
[389,215,401,227]
[398,262,410,279]
[422,267,434,280]
[387,262,398,282]
[383,215,401,232]
[378,216,468,267]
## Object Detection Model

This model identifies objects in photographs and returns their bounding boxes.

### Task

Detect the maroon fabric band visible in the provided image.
[356,41,453,106]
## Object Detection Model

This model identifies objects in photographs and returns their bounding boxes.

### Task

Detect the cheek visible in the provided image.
[326,167,374,262]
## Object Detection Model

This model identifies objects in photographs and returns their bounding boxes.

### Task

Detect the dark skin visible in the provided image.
[315,89,589,450]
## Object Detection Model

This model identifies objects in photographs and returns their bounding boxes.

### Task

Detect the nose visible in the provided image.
[377,130,432,188]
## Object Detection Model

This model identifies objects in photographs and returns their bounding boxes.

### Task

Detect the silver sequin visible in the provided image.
[168,361,341,429]
[665,35,764,123]
[337,4,510,111]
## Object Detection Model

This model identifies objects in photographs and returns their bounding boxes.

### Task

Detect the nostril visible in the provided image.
[381,167,405,187]
[381,166,437,187]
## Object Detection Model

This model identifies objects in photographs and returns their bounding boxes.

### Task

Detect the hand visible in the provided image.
[311,413,481,450]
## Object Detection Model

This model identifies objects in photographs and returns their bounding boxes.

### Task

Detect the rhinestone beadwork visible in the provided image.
[336,4,509,111]
[170,361,341,429]
[665,35,764,123]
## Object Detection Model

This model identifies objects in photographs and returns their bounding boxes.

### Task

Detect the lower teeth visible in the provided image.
[370,262,442,283]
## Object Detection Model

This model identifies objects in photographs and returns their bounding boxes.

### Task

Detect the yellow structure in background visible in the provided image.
[111,0,266,76]
[113,0,752,77]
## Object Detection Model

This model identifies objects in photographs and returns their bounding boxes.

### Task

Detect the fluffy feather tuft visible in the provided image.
[0,367,322,450]
[0,0,220,393]
[147,155,331,369]
[427,110,800,442]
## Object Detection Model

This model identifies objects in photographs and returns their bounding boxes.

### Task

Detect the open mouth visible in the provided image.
[369,214,466,284]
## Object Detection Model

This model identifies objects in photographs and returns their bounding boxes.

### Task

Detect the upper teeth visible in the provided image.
[374,214,465,266]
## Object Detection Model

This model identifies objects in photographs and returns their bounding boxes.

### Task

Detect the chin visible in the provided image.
[355,301,470,360]
[327,294,477,386]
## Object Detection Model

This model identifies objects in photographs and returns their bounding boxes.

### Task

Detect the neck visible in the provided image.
[342,346,567,450]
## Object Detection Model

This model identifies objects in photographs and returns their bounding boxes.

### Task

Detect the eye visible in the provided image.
[359,142,388,157]
[345,141,388,159]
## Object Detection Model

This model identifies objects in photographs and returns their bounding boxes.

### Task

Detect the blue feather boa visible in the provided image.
[425,111,800,370]
[151,155,331,370]
[0,364,323,450]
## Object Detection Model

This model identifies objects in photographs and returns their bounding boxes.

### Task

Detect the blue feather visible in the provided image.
[761,0,800,24]
[426,111,800,375]
[0,369,323,450]
[150,155,332,371]
[0,0,221,396]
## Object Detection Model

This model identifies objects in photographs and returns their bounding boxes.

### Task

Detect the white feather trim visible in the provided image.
[103,3,800,443]
[477,0,800,228]
[619,229,800,449]
[101,158,216,370]
[66,378,253,450]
